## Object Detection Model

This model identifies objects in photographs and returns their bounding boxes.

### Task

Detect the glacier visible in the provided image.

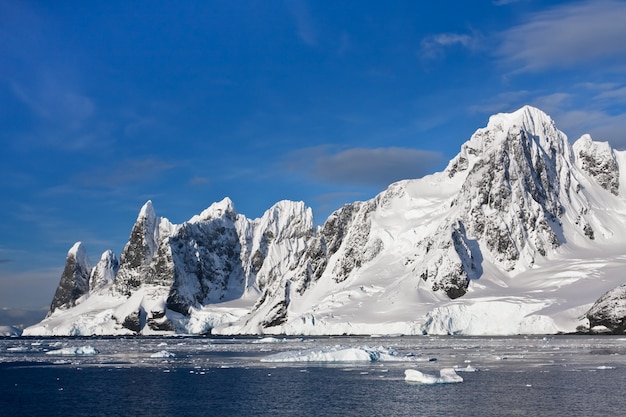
[24,105,626,336]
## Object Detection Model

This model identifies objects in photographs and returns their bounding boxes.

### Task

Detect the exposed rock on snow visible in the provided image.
[573,135,619,196]
[49,242,92,314]
[586,284,626,334]
[25,105,626,337]
[89,250,119,292]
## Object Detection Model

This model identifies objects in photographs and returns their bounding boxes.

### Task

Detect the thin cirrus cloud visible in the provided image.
[492,0,527,5]
[72,158,176,188]
[286,146,446,188]
[420,33,476,60]
[285,0,317,47]
[594,86,626,103]
[497,0,626,72]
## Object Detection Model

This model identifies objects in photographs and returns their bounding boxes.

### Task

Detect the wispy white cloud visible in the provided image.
[551,109,626,148]
[530,93,574,113]
[189,176,211,187]
[492,0,527,5]
[285,146,445,187]
[420,32,477,60]
[468,90,531,115]
[285,0,317,47]
[594,86,626,103]
[497,0,626,72]
[73,157,176,188]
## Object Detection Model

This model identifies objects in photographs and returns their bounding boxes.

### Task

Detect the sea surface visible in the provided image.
[1,335,624,416]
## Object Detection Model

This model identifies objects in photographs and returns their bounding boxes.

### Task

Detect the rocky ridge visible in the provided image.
[29,106,626,336]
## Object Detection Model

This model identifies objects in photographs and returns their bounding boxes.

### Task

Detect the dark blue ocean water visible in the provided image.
[1,336,624,417]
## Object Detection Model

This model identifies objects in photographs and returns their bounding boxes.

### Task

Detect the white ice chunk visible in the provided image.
[6,346,30,352]
[261,345,420,363]
[45,346,99,356]
[252,337,286,344]
[150,350,176,358]
[454,364,479,372]
[404,368,463,384]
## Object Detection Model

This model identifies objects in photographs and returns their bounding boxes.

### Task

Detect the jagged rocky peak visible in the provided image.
[448,106,570,177]
[573,134,620,195]
[115,201,175,296]
[246,200,314,277]
[120,200,160,268]
[89,249,119,292]
[257,200,314,240]
[138,199,156,221]
[405,106,604,299]
[49,242,92,315]
[190,197,237,223]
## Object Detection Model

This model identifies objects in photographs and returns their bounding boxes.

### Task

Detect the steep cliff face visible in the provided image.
[29,106,626,336]
[49,242,91,314]
[114,200,176,296]
[89,250,119,292]
[573,134,620,196]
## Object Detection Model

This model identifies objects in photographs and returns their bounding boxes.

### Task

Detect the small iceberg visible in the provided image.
[45,346,99,356]
[6,346,30,352]
[150,350,176,358]
[252,337,286,344]
[404,368,463,384]
[454,364,479,372]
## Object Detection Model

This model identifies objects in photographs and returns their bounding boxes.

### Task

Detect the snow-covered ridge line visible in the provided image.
[24,105,626,337]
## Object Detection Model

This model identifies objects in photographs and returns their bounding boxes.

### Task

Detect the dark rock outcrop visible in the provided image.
[586,284,626,333]
[48,242,91,315]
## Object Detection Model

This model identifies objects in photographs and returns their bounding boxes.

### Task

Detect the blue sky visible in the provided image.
[2,0,626,317]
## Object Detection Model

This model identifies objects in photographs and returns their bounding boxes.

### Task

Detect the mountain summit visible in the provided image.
[25,106,626,336]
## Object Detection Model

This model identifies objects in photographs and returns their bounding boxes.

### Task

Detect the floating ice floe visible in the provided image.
[150,350,176,358]
[252,337,287,344]
[45,346,99,356]
[261,345,428,363]
[454,364,479,372]
[404,368,463,384]
[6,346,30,352]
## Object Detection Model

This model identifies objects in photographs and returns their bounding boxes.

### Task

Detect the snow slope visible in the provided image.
[24,106,626,336]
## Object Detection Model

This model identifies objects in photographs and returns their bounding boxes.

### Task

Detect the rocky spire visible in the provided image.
[89,250,119,292]
[48,242,92,315]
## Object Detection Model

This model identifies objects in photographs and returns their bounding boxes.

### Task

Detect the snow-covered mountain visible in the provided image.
[24,106,626,336]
